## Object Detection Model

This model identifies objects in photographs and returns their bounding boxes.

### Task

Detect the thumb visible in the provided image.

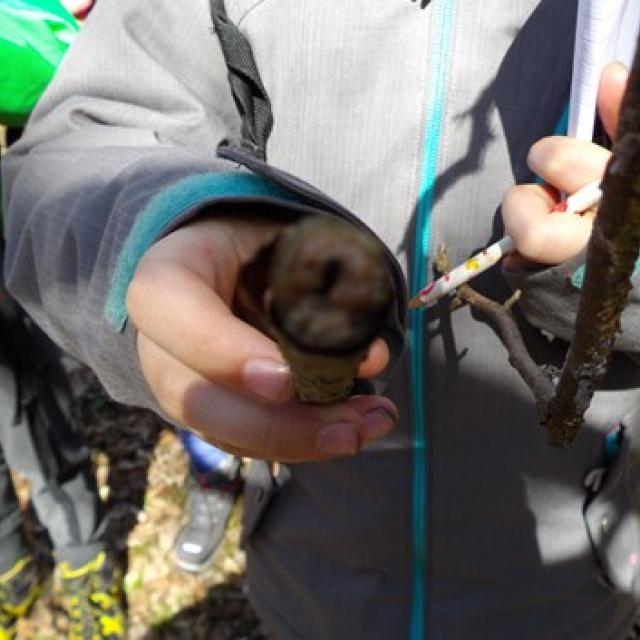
[597,61,629,141]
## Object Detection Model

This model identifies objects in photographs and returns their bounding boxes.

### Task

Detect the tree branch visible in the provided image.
[435,246,554,418]
[544,39,640,446]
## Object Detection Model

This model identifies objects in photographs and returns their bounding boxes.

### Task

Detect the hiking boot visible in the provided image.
[173,457,242,573]
[60,551,125,640]
[0,555,47,640]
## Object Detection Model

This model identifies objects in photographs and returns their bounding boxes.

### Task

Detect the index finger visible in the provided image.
[527,136,610,195]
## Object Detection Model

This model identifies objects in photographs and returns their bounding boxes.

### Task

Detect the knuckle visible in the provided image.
[501,185,532,227]
[501,185,522,212]
[125,266,157,317]
[514,226,545,262]
[527,136,563,175]
[526,138,547,171]
[145,359,189,425]
[126,254,170,311]
[260,405,287,458]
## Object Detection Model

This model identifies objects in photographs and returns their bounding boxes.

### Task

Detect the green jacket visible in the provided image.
[0,0,78,127]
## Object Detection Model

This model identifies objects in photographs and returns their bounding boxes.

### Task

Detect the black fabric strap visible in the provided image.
[0,237,90,485]
[210,0,273,160]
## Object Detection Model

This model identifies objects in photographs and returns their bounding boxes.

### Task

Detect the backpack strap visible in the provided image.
[209,0,273,160]
[0,238,89,485]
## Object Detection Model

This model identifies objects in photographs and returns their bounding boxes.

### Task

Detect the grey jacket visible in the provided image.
[3,1,640,638]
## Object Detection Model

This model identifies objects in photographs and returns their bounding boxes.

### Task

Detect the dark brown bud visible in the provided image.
[268,216,393,403]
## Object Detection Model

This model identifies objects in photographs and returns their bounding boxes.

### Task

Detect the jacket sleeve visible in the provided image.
[1,0,293,408]
[502,250,640,358]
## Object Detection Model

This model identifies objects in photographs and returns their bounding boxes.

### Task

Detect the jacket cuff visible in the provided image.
[105,170,297,330]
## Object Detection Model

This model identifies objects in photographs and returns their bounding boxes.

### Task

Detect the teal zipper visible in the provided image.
[410,2,457,638]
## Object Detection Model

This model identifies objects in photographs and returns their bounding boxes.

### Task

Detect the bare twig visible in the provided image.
[435,245,554,417]
[458,285,554,418]
[503,290,521,312]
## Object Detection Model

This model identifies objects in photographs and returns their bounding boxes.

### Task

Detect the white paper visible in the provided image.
[568,0,640,141]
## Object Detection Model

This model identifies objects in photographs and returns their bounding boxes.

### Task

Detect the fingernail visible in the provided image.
[242,358,291,401]
[315,423,360,456]
[362,407,396,441]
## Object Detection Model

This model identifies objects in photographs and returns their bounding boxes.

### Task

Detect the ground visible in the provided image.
[13,365,268,640]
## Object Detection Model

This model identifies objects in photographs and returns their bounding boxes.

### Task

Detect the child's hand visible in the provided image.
[126,215,397,463]
[502,62,628,267]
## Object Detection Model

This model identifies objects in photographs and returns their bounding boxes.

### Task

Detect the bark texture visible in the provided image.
[268,216,393,404]
[545,41,640,446]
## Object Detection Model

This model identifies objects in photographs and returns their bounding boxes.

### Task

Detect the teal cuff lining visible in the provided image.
[553,103,570,137]
[105,171,296,331]
[572,255,640,289]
